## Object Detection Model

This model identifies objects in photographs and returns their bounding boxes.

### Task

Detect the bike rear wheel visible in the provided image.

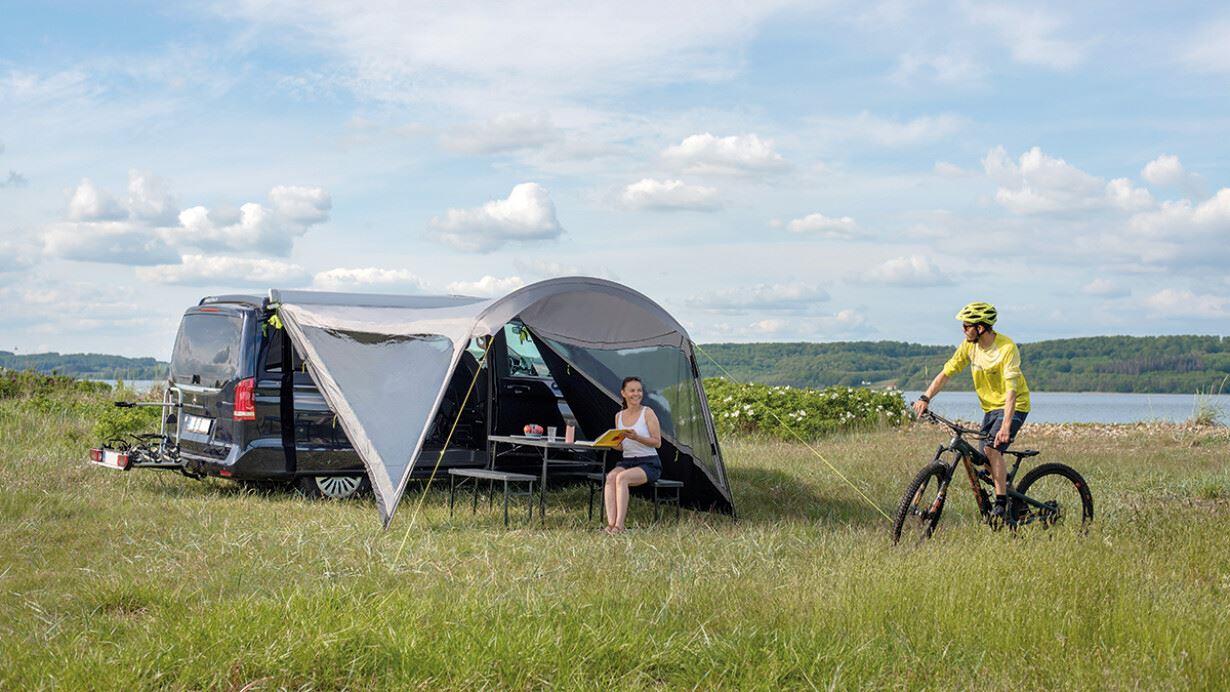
[1011,462,1093,532]
[892,462,949,544]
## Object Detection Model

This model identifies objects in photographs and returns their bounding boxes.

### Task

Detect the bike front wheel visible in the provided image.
[892,462,949,544]
[1011,462,1094,533]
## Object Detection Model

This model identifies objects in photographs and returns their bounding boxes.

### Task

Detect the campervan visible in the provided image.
[133,294,566,498]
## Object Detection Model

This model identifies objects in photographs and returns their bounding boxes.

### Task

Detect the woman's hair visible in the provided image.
[620,376,643,409]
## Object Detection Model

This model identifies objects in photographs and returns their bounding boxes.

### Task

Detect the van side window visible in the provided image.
[505,323,548,378]
[170,314,244,387]
[262,329,304,373]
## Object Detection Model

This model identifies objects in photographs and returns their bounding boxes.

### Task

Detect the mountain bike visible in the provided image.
[892,410,1093,543]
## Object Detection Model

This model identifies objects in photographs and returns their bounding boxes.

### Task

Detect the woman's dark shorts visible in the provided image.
[616,454,662,484]
[980,410,1028,453]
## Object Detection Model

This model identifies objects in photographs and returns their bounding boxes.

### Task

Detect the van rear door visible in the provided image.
[169,309,250,464]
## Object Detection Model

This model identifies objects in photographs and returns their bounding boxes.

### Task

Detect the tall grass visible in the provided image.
[1189,375,1228,427]
[2,382,1229,688]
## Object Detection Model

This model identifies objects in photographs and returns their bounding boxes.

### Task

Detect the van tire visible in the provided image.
[297,474,370,500]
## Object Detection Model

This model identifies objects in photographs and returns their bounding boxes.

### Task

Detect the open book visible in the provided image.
[574,428,628,448]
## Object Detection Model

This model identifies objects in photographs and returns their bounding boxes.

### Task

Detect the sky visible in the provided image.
[2,0,1229,358]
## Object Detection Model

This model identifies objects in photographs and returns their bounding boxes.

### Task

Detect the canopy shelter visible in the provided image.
[270,277,733,526]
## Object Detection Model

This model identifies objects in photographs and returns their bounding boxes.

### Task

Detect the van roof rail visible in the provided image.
[199,294,267,309]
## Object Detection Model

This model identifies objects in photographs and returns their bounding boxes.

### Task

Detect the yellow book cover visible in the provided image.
[584,429,628,448]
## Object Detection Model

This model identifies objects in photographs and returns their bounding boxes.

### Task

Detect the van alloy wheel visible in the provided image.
[298,474,369,500]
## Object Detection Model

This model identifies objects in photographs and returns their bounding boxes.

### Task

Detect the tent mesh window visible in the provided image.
[535,336,718,482]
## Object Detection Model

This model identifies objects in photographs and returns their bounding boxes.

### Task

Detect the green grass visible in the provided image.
[3,392,1230,689]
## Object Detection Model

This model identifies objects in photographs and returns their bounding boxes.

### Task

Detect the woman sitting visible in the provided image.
[604,376,663,534]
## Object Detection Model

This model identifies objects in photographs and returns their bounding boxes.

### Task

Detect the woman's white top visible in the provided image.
[616,406,655,458]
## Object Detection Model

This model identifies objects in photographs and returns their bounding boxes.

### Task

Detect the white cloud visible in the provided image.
[1142,154,1185,187]
[42,220,179,265]
[1141,154,1204,196]
[687,282,829,313]
[1181,19,1230,74]
[269,185,332,225]
[221,1,796,107]
[1105,178,1153,212]
[164,186,332,256]
[699,306,869,341]
[619,178,720,211]
[933,161,972,178]
[810,112,966,147]
[312,267,428,292]
[136,255,310,287]
[1082,278,1129,298]
[748,318,789,334]
[125,170,178,225]
[513,258,580,279]
[964,3,1086,70]
[446,275,526,297]
[983,146,1153,215]
[1142,288,1230,319]
[833,308,867,328]
[429,183,564,253]
[661,133,787,176]
[892,53,986,86]
[785,212,859,238]
[67,178,126,221]
[45,174,333,263]
[0,239,39,281]
[441,113,559,154]
[171,203,291,255]
[1129,188,1230,240]
[868,255,953,287]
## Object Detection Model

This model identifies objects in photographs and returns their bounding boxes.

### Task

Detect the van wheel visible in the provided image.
[297,474,370,500]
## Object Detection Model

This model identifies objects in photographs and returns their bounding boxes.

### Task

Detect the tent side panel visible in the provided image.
[279,305,458,524]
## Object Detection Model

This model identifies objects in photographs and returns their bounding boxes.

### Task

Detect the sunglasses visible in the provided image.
[961,323,979,331]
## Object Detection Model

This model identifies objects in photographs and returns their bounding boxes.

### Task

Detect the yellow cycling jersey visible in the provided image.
[941,333,1031,413]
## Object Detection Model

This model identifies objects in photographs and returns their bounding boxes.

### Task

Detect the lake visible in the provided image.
[901,390,1230,424]
[92,380,1227,424]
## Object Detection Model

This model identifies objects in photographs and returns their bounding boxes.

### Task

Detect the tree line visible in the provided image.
[696,335,1230,394]
[0,351,167,381]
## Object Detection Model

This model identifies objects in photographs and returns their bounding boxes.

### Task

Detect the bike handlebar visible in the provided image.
[919,409,988,439]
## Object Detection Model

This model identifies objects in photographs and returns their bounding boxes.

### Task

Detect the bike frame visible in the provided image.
[927,421,1059,523]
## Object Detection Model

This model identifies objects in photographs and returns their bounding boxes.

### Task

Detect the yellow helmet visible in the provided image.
[955,301,997,326]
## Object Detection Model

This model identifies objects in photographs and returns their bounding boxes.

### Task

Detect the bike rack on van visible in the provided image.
[88,385,191,474]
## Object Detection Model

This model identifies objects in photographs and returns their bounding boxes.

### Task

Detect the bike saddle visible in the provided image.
[1004,449,1040,458]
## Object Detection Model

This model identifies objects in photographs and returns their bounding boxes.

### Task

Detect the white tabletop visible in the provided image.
[487,434,613,451]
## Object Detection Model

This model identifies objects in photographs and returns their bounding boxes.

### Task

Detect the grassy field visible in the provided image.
[3,387,1230,689]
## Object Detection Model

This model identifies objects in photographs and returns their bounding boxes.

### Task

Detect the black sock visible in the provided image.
[994,494,1007,507]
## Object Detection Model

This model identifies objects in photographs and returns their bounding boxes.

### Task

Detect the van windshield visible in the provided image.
[171,313,244,387]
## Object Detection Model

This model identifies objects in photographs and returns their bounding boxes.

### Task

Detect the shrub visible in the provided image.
[704,378,908,441]
[0,370,110,399]
[93,404,162,443]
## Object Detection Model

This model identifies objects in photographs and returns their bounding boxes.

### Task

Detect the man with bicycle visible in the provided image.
[912,302,1031,524]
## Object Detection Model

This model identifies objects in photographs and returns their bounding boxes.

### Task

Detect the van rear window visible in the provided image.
[171,314,244,387]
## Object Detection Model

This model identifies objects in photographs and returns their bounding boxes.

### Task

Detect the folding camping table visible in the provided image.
[487,435,611,519]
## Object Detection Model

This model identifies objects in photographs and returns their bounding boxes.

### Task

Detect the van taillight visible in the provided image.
[234,377,256,421]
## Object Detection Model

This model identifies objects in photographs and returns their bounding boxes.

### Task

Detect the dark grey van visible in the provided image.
[167,294,497,498]
[153,293,568,498]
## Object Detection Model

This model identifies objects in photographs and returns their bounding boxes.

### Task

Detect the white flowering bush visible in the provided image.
[704,378,908,440]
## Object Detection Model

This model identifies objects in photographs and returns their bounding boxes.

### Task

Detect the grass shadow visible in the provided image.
[727,466,890,528]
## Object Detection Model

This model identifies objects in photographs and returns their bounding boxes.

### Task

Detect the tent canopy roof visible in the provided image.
[269,276,690,351]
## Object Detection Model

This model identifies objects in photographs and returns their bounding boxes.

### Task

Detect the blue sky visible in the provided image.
[2,0,1228,357]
